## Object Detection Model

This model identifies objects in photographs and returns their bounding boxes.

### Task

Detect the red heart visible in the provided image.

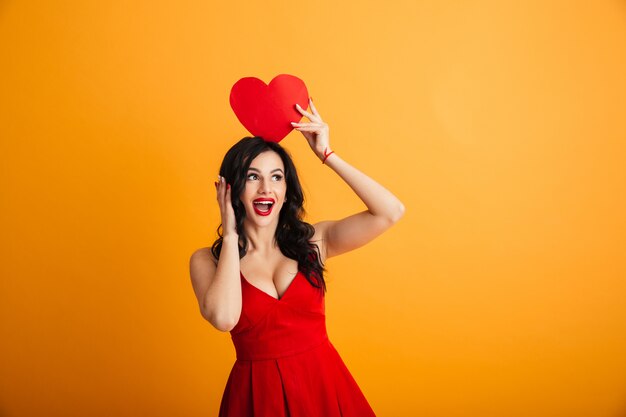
[229,74,309,143]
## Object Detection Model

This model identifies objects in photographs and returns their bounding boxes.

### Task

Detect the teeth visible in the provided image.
[254,201,273,205]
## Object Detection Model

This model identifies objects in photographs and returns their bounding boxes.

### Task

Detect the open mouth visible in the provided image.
[253,201,274,216]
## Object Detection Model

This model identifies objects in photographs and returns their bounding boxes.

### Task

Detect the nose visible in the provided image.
[258,177,272,194]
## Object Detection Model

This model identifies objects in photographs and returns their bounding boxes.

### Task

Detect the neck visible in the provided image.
[242,221,279,255]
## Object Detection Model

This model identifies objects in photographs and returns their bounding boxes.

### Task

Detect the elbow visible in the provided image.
[203,308,239,333]
[389,201,406,223]
[213,320,237,333]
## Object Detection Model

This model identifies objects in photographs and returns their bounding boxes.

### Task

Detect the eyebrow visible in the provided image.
[247,168,284,174]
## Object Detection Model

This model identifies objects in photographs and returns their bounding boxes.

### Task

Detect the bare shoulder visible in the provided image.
[190,247,218,267]
[189,247,219,315]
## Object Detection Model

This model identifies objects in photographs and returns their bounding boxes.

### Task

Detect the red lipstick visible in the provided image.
[253,198,275,216]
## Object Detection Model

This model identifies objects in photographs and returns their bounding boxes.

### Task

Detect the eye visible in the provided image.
[272,174,283,181]
[246,173,258,180]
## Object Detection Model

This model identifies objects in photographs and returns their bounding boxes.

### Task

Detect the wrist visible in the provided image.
[320,147,334,164]
[222,233,239,242]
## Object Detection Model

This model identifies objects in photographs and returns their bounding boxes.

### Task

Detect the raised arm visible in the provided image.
[292,99,405,262]
[189,176,242,332]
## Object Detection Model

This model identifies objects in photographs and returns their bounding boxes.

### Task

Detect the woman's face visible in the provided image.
[240,150,287,225]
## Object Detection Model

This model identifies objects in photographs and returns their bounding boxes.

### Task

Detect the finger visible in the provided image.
[215,182,221,198]
[216,184,222,203]
[295,103,320,122]
[308,98,323,121]
[226,186,234,206]
[217,177,225,198]
[294,126,321,132]
[291,122,323,127]
[221,179,228,200]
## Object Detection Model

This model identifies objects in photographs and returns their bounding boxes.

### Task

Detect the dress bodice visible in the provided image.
[230,270,328,361]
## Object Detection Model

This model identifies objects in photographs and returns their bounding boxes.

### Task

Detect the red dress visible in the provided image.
[218,269,377,417]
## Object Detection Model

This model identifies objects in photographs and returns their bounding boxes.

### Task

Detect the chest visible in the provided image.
[240,255,299,300]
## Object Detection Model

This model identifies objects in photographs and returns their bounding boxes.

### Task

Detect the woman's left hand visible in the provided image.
[291,98,331,161]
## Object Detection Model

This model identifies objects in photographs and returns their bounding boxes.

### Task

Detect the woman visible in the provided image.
[190,98,405,416]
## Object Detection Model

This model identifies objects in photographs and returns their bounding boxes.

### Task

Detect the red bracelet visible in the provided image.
[322,148,334,164]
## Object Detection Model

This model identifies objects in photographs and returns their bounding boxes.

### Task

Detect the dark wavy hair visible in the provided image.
[210,136,326,293]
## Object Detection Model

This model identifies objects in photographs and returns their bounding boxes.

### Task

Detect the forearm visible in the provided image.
[202,234,242,331]
[322,151,405,222]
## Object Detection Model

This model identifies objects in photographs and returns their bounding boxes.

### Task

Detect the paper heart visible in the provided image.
[229,74,309,143]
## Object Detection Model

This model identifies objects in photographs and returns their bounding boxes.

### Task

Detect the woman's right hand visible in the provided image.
[215,175,238,237]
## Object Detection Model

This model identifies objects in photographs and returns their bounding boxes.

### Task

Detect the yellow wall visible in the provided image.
[1,1,625,416]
